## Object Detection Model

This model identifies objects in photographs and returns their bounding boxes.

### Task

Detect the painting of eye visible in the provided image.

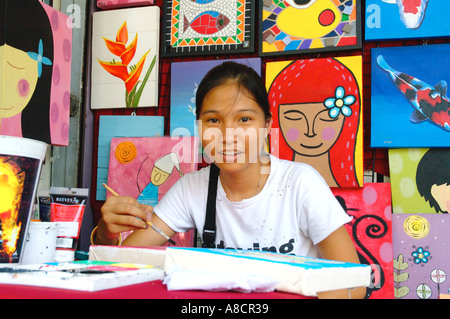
[285,0,316,9]
[260,0,361,55]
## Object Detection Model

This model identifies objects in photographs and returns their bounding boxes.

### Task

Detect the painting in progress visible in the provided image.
[162,0,255,56]
[91,6,159,109]
[266,56,363,188]
[389,148,450,214]
[393,214,450,299]
[260,0,361,56]
[332,183,394,299]
[170,58,261,137]
[107,137,200,247]
[0,0,72,146]
[96,115,164,201]
[365,0,450,41]
[371,44,450,148]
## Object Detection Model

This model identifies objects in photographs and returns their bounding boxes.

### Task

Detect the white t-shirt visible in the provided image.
[154,155,351,257]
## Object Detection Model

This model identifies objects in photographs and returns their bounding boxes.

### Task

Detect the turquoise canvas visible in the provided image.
[96,115,164,200]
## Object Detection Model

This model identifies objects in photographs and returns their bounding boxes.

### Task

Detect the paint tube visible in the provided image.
[50,187,89,262]
[38,195,51,221]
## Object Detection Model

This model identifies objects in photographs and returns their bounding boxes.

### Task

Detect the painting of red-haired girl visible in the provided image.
[267,57,363,187]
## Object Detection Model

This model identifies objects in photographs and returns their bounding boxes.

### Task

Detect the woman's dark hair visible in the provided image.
[4,0,53,143]
[195,61,271,121]
[416,149,450,213]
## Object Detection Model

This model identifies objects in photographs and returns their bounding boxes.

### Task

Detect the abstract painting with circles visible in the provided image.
[389,148,450,214]
[260,0,362,56]
[393,214,450,299]
[162,0,255,57]
[332,183,394,299]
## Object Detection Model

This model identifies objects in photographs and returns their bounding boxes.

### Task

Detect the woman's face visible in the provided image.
[0,45,39,118]
[198,83,271,172]
[279,102,345,157]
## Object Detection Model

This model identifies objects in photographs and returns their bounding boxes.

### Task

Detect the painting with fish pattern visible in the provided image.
[371,44,450,148]
[162,0,255,57]
[259,0,361,56]
[365,0,450,41]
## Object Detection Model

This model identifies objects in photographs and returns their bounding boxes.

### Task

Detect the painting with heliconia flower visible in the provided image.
[90,6,159,109]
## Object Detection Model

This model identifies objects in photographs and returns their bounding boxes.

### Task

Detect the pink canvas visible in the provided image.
[42,3,73,146]
[107,136,200,247]
[0,2,72,146]
[97,0,154,9]
[332,183,394,299]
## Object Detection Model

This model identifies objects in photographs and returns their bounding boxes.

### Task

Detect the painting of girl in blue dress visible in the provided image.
[137,153,181,206]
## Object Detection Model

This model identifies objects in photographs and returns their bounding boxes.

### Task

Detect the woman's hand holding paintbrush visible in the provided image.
[93,184,176,246]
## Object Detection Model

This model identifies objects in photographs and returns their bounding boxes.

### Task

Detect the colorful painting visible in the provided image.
[97,0,155,9]
[389,148,450,214]
[91,6,159,109]
[96,115,164,200]
[162,0,255,57]
[266,56,363,188]
[170,58,261,137]
[0,136,47,264]
[260,0,361,56]
[0,0,72,146]
[393,214,450,299]
[107,137,200,247]
[371,44,450,148]
[332,183,394,299]
[365,1,450,41]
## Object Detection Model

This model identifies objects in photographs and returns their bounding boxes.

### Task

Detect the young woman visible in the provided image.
[94,62,365,298]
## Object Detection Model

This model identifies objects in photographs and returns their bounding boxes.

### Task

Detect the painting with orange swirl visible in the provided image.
[107,136,199,247]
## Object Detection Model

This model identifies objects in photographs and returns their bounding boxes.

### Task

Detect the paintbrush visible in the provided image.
[103,183,176,245]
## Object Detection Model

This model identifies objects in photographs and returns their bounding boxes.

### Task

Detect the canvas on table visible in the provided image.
[365,0,450,41]
[371,44,450,148]
[260,0,361,56]
[266,56,364,188]
[91,6,159,109]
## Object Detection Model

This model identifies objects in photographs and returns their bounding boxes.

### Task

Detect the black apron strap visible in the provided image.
[202,163,219,248]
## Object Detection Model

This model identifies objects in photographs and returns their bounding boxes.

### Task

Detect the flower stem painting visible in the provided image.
[91,7,160,109]
[98,22,156,108]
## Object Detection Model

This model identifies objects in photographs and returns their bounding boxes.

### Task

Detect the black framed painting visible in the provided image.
[162,0,255,57]
[259,0,362,56]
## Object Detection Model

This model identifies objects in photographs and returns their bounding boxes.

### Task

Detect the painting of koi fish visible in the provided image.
[371,44,450,148]
[183,10,230,35]
[377,55,450,131]
[365,1,450,40]
[382,0,429,29]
